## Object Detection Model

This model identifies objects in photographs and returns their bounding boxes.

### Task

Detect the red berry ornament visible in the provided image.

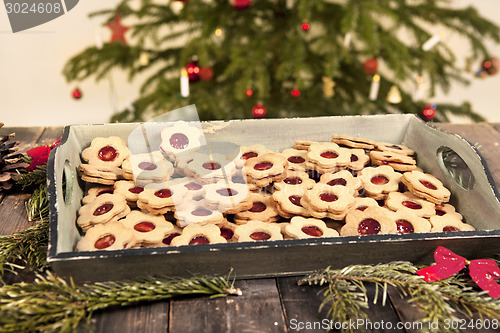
[420,104,437,121]
[363,58,378,75]
[246,89,253,97]
[481,57,499,76]
[252,103,266,118]
[186,61,200,82]
[230,0,251,10]
[301,22,310,31]
[291,89,300,97]
[72,87,82,100]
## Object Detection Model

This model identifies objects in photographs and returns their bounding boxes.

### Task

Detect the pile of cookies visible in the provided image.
[75,121,474,252]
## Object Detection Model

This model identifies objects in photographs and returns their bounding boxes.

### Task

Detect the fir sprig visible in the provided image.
[299,262,500,333]
[0,271,240,333]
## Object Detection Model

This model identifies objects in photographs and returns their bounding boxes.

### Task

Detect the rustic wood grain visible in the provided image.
[169,279,287,333]
[0,126,45,153]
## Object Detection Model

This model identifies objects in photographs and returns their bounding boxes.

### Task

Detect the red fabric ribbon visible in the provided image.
[417,246,500,298]
[26,137,61,171]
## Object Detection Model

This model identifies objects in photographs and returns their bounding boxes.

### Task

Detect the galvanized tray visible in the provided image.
[47,114,500,283]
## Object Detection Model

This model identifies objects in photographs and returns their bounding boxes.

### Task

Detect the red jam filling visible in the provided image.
[288,156,305,164]
[242,151,258,160]
[402,201,422,210]
[301,226,323,237]
[155,189,172,198]
[396,220,414,234]
[220,228,234,240]
[189,236,210,245]
[320,151,338,159]
[327,178,347,186]
[443,226,459,232]
[134,222,156,232]
[97,188,114,196]
[250,232,271,241]
[93,203,114,216]
[356,206,368,211]
[288,195,303,207]
[202,162,221,170]
[435,209,446,216]
[319,193,338,202]
[216,188,238,197]
[162,233,180,245]
[191,208,212,216]
[249,202,267,213]
[284,177,302,185]
[254,162,273,171]
[169,133,189,149]
[138,161,157,171]
[128,186,144,194]
[419,180,437,190]
[350,154,359,162]
[357,218,381,235]
[387,144,402,150]
[185,182,203,191]
[94,234,116,249]
[370,175,389,185]
[98,146,117,162]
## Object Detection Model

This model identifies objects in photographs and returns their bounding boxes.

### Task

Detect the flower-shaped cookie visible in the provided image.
[239,144,273,163]
[137,182,190,213]
[274,170,315,191]
[219,221,239,242]
[385,191,435,218]
[122,151,174,185]
[306,142,351,172]
[145,226,183,247]
[185,153,237,184]
[280,148,308,171]
[234,192,281,224]
[121,211,175,245]
[81,136,130,167]
[345,148,370,172]
[284,217,339,239]
[340,206,397,236]
[429,215,475,232]
[170,177,206,199]
[234,220,283,242]
[160,121,204,160]
[171,224,227,246]
[77,193,130,230]
[203,180,251,214]
[401,170,451,204]
[387,210,432,234]
[303,183,356,219]
[348,197,380,213]
[174,201,225,228]
[369,150,417,172]
[114,180,144,205]
[82,186,115,205]
[245,153,288,187]
[271,186,310,218]
[358,165,401,199]
[375,142,414,156]
[318,170,362,195]
[434,203,463,220]
[76,221,136,251]
[331,134,376,150]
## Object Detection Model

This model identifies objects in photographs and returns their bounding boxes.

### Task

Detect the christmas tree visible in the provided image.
[63,0,500,122]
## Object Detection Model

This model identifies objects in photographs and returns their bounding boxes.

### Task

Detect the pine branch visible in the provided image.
[0,271,241,333]
[299,262,500,333]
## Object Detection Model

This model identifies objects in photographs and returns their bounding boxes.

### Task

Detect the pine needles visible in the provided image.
[299,262,500,333]
[0,271,240,333]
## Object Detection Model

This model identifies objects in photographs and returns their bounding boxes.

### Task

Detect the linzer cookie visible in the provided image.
[76,221,137,251]
[385,191,435,218]
[369,150,418,172]
[348,197,380,212]
[160,121,204,160]
[234,192,281,224]
[331,134,376,150]
[303,183,356,220]
[172,177,206,199]
[145,225,183,247]
[245,153,288,188]
[429,215,475,232]
[318,170,362,195]
[387,210,432,234]
[171,223,227,246]
[122,151,174,186]
[174,202,225,228]
[218,221,239,242]
[280,148,308,171]
[77,193,130,231]
[401,170,451,204]
[375,142,414,156]
[284,216,339,239]
[358,165,401,199]
[293,140,320,151]
[81,136,130,167]
[137,183,190,215]
[345,148,370,172]
[274,170,315,191]
[340,206,397,236]
[82,186,115,205]
[113,180,144,207]
[121,211,175,246]
[234,220,283,242]
[434,203,463,220]
[185,153,237,184]
[271,186,310,218]
[78,164,124,181]
[239,144,273,163]
[306,142,351,173]
[203,180,252,214]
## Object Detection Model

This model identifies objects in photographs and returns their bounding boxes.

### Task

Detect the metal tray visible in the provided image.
[47,115,500,283]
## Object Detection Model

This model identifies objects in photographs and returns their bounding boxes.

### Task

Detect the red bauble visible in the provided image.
[72,87,82,100]
[199,67,214,81]
[186,61,200,82]
[291,89,300,97]
[481,57,499,76]
[231,0,251,10]
[420,104,436,121]
[246,89,253,98]
[363,58,378,75]
[301,22,310,31]
[252,103,266,118]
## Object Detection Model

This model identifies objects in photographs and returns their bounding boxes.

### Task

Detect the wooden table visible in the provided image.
[1,123,500,333]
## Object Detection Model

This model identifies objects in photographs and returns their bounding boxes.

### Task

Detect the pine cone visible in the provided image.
[0,127,30,192]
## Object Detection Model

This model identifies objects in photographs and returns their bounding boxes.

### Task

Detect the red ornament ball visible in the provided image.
[420,104,437,121]
[252,103,266,118]
[230,0,251,10]
[291,89,301,98]
[72,87,82,100]
[363,58,378,75]
[246,89,253,98]
[481,57,499,76]
[301,22,310,31]
[186,61,200,82]
[199,67,214,81]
